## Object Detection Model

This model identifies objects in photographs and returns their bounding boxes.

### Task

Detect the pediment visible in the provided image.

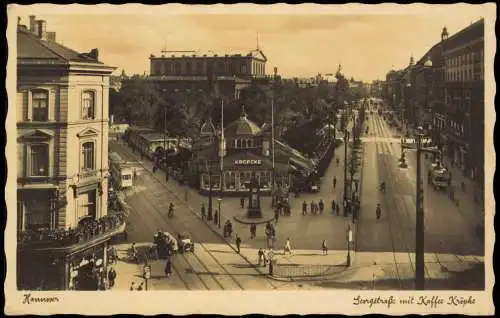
[77,127,99,138]
[19,129,54,141]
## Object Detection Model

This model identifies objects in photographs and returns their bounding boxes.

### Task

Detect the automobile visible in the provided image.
[177,232,195,253]
[153,231,179,256]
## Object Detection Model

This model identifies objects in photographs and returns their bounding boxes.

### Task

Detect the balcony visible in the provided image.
[77,169,101,183]
[17,212,126,250]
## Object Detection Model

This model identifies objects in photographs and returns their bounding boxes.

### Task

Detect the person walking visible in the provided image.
[165,258,172,277]
[333,176,337,189]
[336,202,340,216]
[201,203,206,220]
[322,239,328,255]
[137,282,144,291]
[250,224,257,239]
[284,238,292,255]
[376,203,382,220]
[331,199,336,214]
[302,200,307,215]
[240,196,245,209]
[235,235,242,254]
[274,208,280,223]
[214,210,219,225]
[258,248,264,266]
[319,199,324,215]
[129,282,136,291]
[310,200,316,215]
[107,267,117,289]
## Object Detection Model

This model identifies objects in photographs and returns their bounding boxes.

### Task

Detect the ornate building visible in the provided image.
[16,16,118,290]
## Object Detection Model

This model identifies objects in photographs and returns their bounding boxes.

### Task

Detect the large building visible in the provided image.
[438,19,484,183]
[190,110,316,196]
[146,48,268,100]
[16,16,118,290]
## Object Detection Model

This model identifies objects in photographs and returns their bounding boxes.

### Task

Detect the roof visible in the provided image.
[17,27,103,64]
[151,48,267,61]
[200,119,217,136]
[224,113,262,136]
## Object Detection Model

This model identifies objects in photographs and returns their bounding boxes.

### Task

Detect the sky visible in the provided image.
[9,4,492,82]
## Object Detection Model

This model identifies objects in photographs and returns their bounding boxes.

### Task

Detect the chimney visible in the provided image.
[89,48,99,61]
[46,32,56,42]
[32,20,39,37]
[29,15,36,32]
[37,20,47,40]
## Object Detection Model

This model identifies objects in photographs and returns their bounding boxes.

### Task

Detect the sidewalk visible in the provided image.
[236,247,484,287]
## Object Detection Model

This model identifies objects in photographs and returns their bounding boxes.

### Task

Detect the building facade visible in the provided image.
[439,19,484,183]
[147,49,268,100]
[16,16,118,290]
[191,111,316,196]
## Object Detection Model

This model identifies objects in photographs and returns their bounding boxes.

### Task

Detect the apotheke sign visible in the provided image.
[234,159,262,165]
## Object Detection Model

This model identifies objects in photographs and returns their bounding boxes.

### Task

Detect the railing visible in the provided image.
[17,212,126,249]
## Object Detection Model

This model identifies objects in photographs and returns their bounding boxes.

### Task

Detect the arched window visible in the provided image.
[236,139,242,148]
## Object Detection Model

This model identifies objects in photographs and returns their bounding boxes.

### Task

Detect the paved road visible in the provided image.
[110,141,280,290]
[110,129,356,253]
[356,110,484,283]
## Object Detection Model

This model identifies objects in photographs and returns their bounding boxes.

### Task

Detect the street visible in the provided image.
[356,109,484,281]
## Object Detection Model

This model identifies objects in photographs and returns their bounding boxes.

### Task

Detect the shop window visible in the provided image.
[32,89,49,121]
[226,172,236,189]
[81,142,95,171]
[28,143,49,177]
[81,90,95,120]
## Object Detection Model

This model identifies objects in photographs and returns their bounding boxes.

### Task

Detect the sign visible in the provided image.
[143,265,151,279]
[401,137,432,145]
[234,159,262,165]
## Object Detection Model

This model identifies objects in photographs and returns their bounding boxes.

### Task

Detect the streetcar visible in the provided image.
[430,163,451,190]
[109,152,134,189]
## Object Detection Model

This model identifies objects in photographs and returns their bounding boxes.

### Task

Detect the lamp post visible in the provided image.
[217,198,222,228]
[401,126,440,290]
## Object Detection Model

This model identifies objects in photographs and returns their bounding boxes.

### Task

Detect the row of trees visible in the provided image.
[109,69,363,145]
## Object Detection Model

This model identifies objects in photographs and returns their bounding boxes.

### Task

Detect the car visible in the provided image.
[153,231,179,256]
[177,232,195,253]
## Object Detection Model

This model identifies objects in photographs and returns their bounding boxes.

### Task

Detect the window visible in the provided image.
[77,190,97,221]
[82,91,95,120]
[81,142,95,170]
[186,62,192,74]
[28,144,49,177]
[32,90,49,121]
[24,192,51,230]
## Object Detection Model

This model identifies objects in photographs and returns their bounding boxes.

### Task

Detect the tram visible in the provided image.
[109,152,134,189]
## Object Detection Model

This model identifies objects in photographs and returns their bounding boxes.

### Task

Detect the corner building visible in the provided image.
[16,16,118,290]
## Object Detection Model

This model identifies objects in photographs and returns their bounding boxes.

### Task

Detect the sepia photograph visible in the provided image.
[4,3,495,315]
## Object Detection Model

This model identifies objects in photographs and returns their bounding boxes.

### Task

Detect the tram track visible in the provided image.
[111,140,279,290]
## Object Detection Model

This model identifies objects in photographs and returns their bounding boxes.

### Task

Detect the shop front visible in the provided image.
[198,152,290,196]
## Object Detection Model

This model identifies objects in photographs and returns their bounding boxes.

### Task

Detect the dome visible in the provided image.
[224,111,261,136]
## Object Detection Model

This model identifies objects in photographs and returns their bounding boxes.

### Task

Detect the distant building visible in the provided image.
[16,16,117,290]
[146,48,268,100]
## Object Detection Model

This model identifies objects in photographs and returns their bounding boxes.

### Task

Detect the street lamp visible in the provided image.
[401,126,440,290]
[217,198,222,228]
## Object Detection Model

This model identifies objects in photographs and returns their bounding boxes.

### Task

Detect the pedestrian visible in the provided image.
[310,200,315,215]
[165,259,172,277]
[129,282,135,291]
[258,248,264,266]
[343,199,348,217]
[214,210,219,225]
[331,199,336,214]
[336,202,340,215]
[201,203,206,220]
[354,179,359,192]
[107,267,117,289]
[235,235,242,254]
[240,196,245,208]
[250,224,256,239]
[322,239,328,255]
[137,282,144,291]
[333,176,337,189]
[274,208,280,222]
[284,238,292,255]
[376,203,381,220]
[302,200,307,215]
[319,199,324,214]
